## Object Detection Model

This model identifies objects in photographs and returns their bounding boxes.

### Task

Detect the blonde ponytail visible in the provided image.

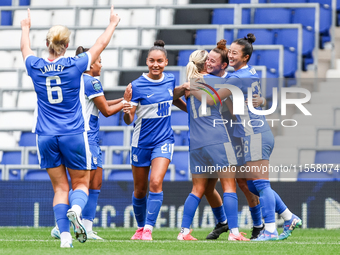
[186,50,208,81]
[46,25,71,55]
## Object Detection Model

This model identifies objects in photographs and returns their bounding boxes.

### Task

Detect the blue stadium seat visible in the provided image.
[212,8,250,24]
[257,50,280,76]
[99,112,120,126]
[0,0,12,26]
[171,151,189,181]
[195,29,234,46]
[108,170,133,181]
[332,131,340,145]
[171,111,188,126]
[237,29,275,45]
[283,49,297,78]
[20,0,30,5]
[19,132,36,146]
[228,0,250,3]
[315,150,340,164]
[297,170,335,181]
[254,8,292,24]
[99,131,124,146]
[1,151,22,180]
[270,0,307,2]
[177,50,195,66]
[24,170,50,180]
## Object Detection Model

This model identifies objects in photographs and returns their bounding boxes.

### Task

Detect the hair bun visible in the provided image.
[216,39,227,50]
[154,40,165,48]
[246,33,256,44]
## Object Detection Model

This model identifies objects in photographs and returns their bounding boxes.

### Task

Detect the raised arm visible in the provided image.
[88,5,120,64]
[20,8,34,60]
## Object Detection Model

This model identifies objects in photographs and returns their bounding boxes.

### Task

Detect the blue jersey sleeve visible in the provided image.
[130,82,140,105]
[84,76,104,100]
[74,52,91,73]
[25,55,38,77]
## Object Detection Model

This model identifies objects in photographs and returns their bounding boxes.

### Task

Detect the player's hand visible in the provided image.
[184,90,191,99]
[21,8,31,29]
[109,5,120,26]
[123,102,132,114]
[246,94,262,108]
[124,83,132,102]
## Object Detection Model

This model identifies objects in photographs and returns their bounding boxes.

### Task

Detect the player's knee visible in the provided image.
[149,179,163,192]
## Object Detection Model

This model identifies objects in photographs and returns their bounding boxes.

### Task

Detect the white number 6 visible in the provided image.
[46,76,63,104]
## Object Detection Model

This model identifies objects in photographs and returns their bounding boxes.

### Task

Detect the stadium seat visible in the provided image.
[24,170,50,180]
[195,29,233,46]
[164,71,181,86]
[308,0,332,33]
[212,8,250,24]
[99,131,124,146]
[174,9,212,25]
[171,151,189,181]
[282,48,297,78]
[315,150,340,163]
[171,111,188,126]
[228,0,250,3]
[254,8,292,24]
[108,170,133,181]
[0,31,21,47]
[177,50,195,66]
[332,131,340,145]
[237,29,275,45]
[19,132,36,146]
[191,0,227,3]
[17,92,37,108]
[0,132,17,148]
[19,0,30,5]
[0,0,12,26]
[118,71,144,87]
[270,0,307,2]
[99,112,120,126]
[0,151,22,180]
[297,170,335,181]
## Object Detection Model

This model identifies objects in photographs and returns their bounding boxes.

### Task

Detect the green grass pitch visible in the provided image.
[0,227,339,255]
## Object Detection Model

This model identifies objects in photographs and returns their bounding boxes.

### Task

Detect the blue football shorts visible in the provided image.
[241,130,275,163]
[89,143,103,169]
[190,142,237,174]
[37,132,94,170]
[130,140,174,167]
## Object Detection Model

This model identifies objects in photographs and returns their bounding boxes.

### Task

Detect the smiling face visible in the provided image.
[91,55,102,77]
[205,50,228,77]
[227,43,249,71]
[146,50,168,80]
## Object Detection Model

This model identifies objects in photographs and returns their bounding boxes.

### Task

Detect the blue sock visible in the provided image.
[53,204,70,234]
[223,192,238,229]
[181,193,201,229]
[273,190,287,215]
[247,180,260,196]
[132,192,147,228]
[253,179,275,224]
[69,189,88,211]
[249,204,262,226]
[145,191,163,227]
[212,205,227,223]
[82,189,100,221]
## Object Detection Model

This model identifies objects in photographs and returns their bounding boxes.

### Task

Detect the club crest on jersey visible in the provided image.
[76,52,86,58]
[168,89,173,97]
[91,80,101,91]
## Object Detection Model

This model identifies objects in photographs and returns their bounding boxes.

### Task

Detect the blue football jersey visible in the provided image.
[83,73,104,145]
[187,74,232,150]
[225,65,271,137]
[130,73,175,149]
[25,52,91,135]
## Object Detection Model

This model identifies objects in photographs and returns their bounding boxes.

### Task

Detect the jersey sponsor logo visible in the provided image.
[76,52,86,58]
[156,102,170,116]
[133,154,138,162]
[147,94,154,98]
[91,80,101,91]
[168,89,173,97]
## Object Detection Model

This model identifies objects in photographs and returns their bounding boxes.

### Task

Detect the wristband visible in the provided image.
[261,97,265,106]
[121,100,128,104]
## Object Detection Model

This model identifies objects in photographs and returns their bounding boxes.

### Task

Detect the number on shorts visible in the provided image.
[235,145,243,158]
[46,76,63,104]
[243,140,249,154]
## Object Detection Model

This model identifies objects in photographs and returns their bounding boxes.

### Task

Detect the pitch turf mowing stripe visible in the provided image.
[0,239,339,244]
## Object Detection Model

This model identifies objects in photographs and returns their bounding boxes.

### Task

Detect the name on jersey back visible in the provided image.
[40,64,65,74]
